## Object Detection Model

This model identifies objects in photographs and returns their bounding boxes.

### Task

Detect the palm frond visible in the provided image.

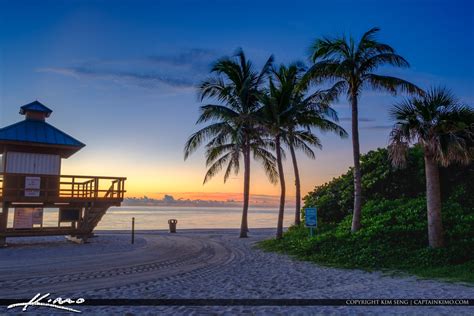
[389,86,474,167]
[288,130,320,159]
[307,27,420,106]
[359,27,381,44]
[359,53,410,73]
[257,55,275,85]
[184,122,232,160]
[314,118,348,137]
[310,37,352,62]
[322,80,348,104]
[196,104,240,124]
[364,74,423,96]
[305,60,347,84]
[186,48,282,186]
[253,147,278,184]
[205,143,237,166]
[388,127,410,168]
[212,58,244,87]
[223,150,240,182]
[198,77,229,101]
[203,152,232,184]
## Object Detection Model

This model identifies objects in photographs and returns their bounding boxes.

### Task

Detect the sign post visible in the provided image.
[304,207,317,237]
[131,217,135,244]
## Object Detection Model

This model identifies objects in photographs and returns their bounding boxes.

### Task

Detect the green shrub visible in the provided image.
[260,197,474,283]
[303,146,474,224]
[275,145,474,282]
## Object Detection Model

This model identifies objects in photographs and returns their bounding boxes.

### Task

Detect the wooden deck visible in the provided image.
[0,173,126,244]
[0,172,126,205]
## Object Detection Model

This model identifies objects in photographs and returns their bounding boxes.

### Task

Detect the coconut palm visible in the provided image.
[287,103,348,226]
[184,49,277,238]
[285,65,347,226]
[389,87,474,248]
[307,27,422,232]
[260,63,347,238]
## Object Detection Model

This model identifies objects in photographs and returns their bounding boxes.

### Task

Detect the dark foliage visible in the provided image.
[303,146,474,223]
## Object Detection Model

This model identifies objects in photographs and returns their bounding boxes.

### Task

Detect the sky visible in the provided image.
[1,0,473,204]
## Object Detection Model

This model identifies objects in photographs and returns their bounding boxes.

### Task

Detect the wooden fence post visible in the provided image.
[131,217,135,244]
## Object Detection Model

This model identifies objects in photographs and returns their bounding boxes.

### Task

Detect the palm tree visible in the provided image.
[260,63,347,238]
[284,65,348,226]
[389,87,474,248]
[184,49,277,238]
[307,27,422,232]
[287,104,347,226]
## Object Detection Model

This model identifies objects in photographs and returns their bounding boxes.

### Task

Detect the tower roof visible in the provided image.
[19,101,53,117]
[0,101,85,158]
[0,120,85,148]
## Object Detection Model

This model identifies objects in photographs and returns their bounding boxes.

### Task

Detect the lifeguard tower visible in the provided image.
[0,101,126,245]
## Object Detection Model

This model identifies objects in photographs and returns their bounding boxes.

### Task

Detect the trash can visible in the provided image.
[168,219,178,233]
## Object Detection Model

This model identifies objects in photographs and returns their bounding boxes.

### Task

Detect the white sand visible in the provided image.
[1,229,473,315]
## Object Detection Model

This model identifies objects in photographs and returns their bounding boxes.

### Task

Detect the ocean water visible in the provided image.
[98,206,295,230]
[7,206,295,230]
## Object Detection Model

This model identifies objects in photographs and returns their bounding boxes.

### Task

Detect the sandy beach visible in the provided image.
[1,229,473,315]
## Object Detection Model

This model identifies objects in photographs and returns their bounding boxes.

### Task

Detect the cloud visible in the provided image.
[137,191,292,207]
[39,66,195,89]
[37,48,218,90]
[339,117,375,122]
[38,67,82,78]
[148,48,216,69]
[362,125,393,130]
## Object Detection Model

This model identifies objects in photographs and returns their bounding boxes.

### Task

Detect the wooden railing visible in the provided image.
[0,173,126,202]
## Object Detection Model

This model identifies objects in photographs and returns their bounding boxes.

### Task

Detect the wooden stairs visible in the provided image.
[76,182,119,241]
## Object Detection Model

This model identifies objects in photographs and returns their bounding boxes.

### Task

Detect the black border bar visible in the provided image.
[1,299,473,306]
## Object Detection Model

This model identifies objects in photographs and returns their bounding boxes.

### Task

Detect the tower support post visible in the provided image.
[0,202,9,247]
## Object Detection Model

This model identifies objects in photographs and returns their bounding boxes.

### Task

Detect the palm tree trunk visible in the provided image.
[424,154,445,248]
[350,94,362,232]
[240,145,251,238]
[289,143,301,226]
[275,135,286,239]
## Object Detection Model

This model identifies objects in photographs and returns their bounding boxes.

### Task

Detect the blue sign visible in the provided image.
[305,207,317,227]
